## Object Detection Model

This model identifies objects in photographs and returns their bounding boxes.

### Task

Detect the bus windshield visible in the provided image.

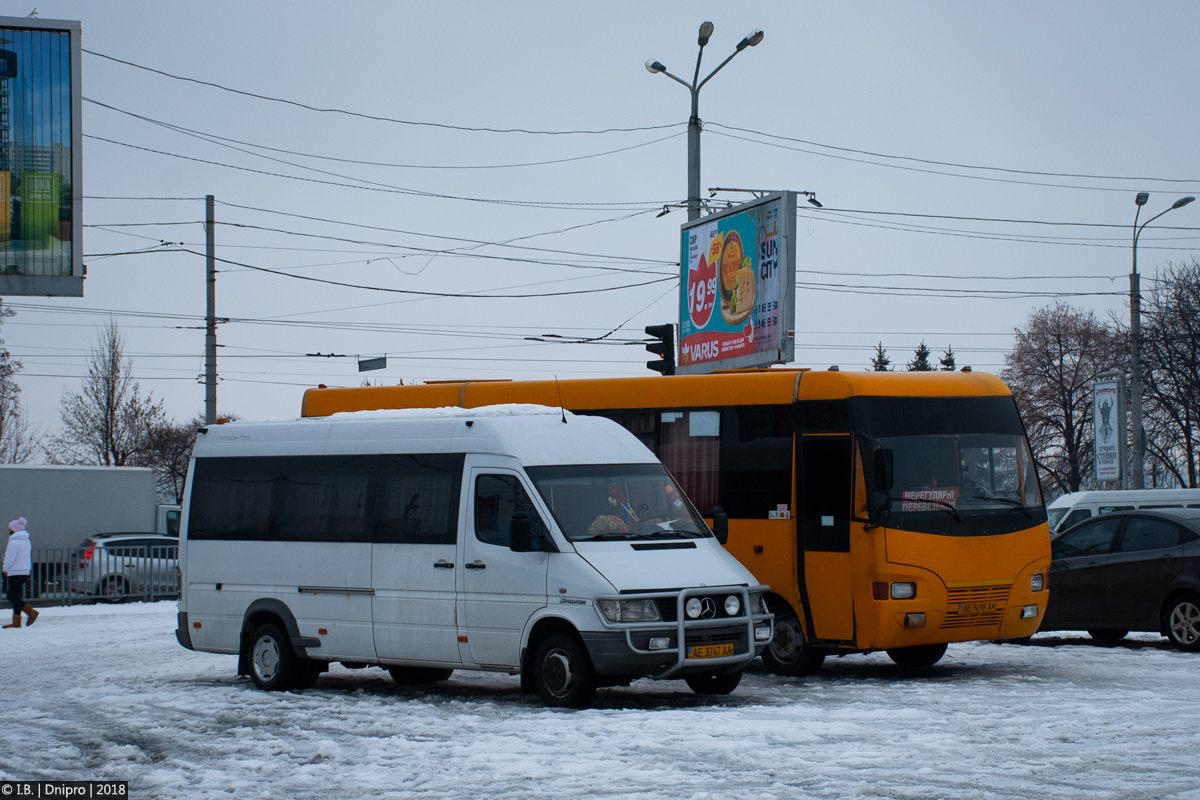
[852,395,1046,535]
[525,463,710,542]
[882,432,1043,514]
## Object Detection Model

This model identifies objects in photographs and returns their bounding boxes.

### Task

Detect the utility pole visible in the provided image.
[205,194,217,425]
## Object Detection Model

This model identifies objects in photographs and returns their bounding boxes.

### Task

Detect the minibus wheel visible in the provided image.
[761,604,825,677]
[533,633,596,708]
[388,666,454,685]
[248,623,300,691]
[885,643,947,667]
[684,669,742,695]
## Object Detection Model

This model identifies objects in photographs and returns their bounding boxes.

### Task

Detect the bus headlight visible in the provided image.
[1021,604,1039,619]
[891,582,917,600]
[599,599,661,623]
[1031,574,1045,592]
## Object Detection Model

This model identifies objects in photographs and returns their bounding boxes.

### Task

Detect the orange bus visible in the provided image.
[301,368,1051,675]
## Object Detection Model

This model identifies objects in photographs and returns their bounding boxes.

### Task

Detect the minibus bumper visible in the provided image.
[588,585,773,679]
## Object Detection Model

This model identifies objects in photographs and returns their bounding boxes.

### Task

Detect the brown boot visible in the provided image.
[22,606,38,626]
[2,613,19,629]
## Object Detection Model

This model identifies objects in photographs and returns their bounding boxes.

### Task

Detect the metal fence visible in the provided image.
[2,546,179,607]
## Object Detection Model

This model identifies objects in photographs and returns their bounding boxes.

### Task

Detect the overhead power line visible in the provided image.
[83,49,679,136]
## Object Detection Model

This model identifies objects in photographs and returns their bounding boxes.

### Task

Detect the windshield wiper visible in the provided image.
[918,499,962,523]
[972,493,1033,518]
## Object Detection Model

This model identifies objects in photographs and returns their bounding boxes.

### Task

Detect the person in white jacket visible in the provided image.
[2,517,38,628]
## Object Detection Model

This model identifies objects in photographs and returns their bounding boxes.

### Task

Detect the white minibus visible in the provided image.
[175,405,773,708]
[1048,489,1200,534]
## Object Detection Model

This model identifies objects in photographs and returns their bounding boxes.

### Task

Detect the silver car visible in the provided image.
[70,533,179,601]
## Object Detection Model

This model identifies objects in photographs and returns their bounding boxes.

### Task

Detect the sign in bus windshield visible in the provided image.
[678,192,796,373]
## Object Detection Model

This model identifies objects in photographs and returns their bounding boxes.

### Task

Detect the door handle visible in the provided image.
[433,560,454,569]
[465,561,487,570]
[1084,562,1101,569]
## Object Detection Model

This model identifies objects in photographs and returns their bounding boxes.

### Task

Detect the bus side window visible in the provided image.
[1098,505,1134,515]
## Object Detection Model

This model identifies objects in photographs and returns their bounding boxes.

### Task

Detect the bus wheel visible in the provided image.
[1087,629,1129,641]
[684,669,742,695]
[533,633,596,708]
[388,666,454,685]
[886,643,947,667]
[248,623,300,691]
[761,605,825,677]
[1164,593,1200,652]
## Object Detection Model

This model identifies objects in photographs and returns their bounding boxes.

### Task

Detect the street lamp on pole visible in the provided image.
[1129,192,1195,489]
[646,22,764,222]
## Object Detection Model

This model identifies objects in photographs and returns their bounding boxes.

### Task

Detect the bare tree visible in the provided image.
[47,321,165,466]
[141,418,200,503]
[1137,259,1200,487]
[1002,303,1123,496]
[0,302,40,463]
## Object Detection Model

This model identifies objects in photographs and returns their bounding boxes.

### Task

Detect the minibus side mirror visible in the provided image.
[711,505,729,545]
[867,449,894,527]
[509,511,533,553]
[874,448,894,491]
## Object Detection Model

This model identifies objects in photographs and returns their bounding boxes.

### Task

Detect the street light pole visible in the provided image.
[1129,192,1194,489]
[646,23,764,222]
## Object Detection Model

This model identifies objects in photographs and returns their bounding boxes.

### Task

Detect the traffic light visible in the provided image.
[645,324,676,376]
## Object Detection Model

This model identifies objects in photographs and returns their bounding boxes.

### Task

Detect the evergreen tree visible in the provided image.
[940,346,957,371]
[907,341,934,371]
[869,342,891,372]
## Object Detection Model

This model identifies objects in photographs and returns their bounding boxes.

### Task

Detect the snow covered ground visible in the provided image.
[1,602,1197,800]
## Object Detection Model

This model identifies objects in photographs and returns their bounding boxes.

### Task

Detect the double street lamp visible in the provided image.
[646,22,764,221]
[1129,192,1195,489]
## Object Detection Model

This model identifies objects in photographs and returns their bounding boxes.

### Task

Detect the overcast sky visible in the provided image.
[3,1,1199,438]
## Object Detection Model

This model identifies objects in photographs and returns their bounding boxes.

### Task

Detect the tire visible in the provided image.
[533,633,596,708]
[684,669,743,696]
[1164,593,1200,652]
[98,576,130,603]
[387,666,454,685]
[760,603,825,677]
[248,623,301,691]
[293,660,325,690]
[1087,629,1129,641]
[886,643,948,667]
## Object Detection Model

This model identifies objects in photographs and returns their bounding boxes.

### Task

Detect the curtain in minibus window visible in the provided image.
[279,456,373,541]
[375,454,464,544]
[660,411,719,515]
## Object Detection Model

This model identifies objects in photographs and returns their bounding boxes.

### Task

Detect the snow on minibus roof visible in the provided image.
[326,403,562,421]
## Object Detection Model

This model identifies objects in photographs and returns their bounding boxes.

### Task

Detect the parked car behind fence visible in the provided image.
[0,533,180,605]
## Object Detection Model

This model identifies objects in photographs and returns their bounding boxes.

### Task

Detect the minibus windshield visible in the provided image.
[525,464,710,542]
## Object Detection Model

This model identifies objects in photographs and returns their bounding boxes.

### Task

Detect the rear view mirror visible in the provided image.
[868,448,894,528]
[509,511,533,553]
[874,448,894,491]
[711,505,729,545]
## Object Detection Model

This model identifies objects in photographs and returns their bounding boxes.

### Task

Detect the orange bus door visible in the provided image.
[798,434,856,644]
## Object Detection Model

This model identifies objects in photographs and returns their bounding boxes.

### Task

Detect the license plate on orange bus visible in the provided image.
[688,643,734,659]
[958,601,999,613]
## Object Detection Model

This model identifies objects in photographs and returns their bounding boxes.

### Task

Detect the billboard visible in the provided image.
[0,17,82,297]
[678,191,796,373]
[1094,375,1124,485]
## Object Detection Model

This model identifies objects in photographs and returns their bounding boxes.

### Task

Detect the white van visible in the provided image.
[175,405,773,708]
[1047,489,1200,534]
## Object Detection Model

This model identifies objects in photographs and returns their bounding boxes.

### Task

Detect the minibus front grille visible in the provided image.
[941,584,1010,630]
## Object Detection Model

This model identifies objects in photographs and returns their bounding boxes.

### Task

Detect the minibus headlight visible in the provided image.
[891,582,916,600]
[724,595,741,616]
[685,597,704,619]
[599,599,661,623]
[1031,574,1045,592]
